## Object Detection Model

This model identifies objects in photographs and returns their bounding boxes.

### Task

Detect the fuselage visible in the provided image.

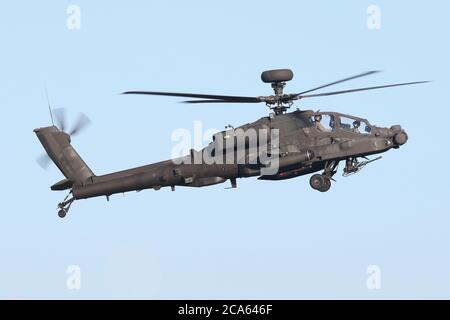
[67,109,407,199]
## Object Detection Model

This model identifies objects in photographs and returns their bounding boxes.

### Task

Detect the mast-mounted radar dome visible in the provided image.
[261,69,294,83]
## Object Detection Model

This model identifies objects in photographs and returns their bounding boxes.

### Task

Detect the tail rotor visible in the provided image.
[36,107,92,170]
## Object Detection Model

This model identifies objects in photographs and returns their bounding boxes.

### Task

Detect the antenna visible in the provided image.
[45,86,54,126]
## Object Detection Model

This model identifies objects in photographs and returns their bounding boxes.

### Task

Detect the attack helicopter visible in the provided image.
[34,69,428,218]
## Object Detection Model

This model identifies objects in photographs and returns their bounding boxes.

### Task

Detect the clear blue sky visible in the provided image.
[0,1,448,299]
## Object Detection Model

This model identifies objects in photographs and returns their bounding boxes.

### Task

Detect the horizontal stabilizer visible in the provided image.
[51,178,74,191]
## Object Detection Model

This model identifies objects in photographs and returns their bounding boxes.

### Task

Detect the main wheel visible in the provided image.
[318,178,331,192]
[58,209,67,219]
[309,174,325,190]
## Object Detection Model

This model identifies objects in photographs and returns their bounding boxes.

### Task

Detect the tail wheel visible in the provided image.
[58,209,67,219]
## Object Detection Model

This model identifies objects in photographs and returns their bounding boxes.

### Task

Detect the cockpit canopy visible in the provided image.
[309,112,372,134]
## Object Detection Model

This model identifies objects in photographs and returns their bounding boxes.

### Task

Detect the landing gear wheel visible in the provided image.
[58,209,67,219]
[310,174,325,190]
[318,178,331,192]
[56,193,74,219]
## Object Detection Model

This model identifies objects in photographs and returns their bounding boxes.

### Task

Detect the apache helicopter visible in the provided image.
[35,69,429,218]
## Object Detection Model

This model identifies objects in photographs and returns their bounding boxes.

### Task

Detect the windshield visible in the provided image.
[339,116,372,134]
[309,114,335,132]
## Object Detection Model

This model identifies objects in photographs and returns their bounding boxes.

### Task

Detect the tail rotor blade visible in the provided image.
[69,113,91,136]
[53,108,67,132]
[36,153,51,170]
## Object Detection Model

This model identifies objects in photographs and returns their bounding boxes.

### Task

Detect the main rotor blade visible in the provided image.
[183,99,262,104]
[69,113,91,136]
[298,81,431,99]
[296,70,381,96]
[53,108,67,132]
[122,91,261,103]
